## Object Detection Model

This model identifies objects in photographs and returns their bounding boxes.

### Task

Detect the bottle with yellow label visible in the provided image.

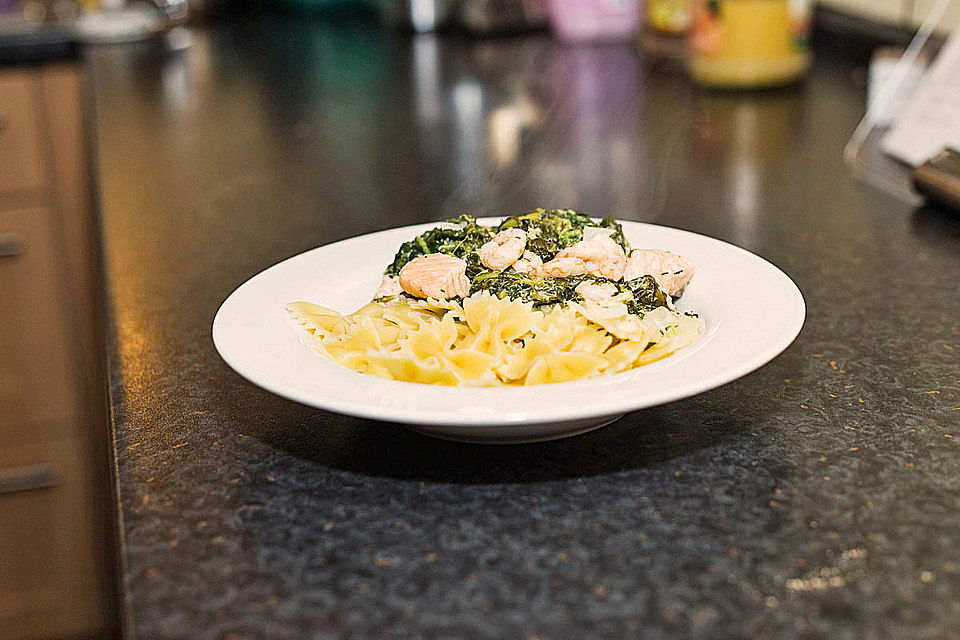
[688,0,811,88]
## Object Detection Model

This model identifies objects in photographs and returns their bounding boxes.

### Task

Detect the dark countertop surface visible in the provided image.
[87,19,960,640]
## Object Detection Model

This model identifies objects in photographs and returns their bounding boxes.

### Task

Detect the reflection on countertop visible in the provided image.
[86,18,960,640]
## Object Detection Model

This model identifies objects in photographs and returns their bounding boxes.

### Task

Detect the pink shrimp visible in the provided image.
[530,256,586,277]
[575,280,618,302]
[532,235,627,280]
[479,228,527,271]
[512,250,543,274]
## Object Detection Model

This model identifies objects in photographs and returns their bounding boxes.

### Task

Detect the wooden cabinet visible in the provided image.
[0,73,45,195]
[0,207,79,444]
[0,64,119,640]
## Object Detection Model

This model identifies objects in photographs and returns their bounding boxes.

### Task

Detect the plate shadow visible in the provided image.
[230,378,773,484]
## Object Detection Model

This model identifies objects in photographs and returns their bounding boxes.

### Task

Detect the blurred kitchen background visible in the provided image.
[1,0,958,638]
[1,0,959,35]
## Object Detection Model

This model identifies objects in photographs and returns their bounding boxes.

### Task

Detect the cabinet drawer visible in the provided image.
[0,439,108,640]
[0,207,79,448]
[0,73,45,195]
[0,467,59,616]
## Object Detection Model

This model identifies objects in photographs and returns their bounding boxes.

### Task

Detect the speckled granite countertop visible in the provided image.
[88,19,960,640]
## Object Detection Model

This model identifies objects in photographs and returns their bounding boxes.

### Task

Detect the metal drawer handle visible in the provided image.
[0,463,59,495]
[0,233,25,257]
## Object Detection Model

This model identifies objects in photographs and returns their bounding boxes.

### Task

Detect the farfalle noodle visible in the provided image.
[286,293,702,386]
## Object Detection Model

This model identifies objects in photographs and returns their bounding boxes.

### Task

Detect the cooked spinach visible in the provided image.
[471,270,668,315]
[622,275,669,315]
[598,216,628,253]
[496,208,589,260]
[385,214,494,275]
[462,252,486,280]
[496,208,629,261]
[472,271,593,306]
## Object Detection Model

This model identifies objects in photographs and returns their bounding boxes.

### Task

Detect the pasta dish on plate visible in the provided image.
[286,209,703,386]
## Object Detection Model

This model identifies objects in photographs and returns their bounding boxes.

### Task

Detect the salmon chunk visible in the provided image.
[398,253,471,300]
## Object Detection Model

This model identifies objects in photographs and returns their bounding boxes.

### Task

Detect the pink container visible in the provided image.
[546,0,642,43]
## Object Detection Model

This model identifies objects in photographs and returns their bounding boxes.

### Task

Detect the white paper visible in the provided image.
[882,25,960,167]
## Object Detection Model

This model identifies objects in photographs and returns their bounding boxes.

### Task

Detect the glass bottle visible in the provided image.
[688,0,811,89]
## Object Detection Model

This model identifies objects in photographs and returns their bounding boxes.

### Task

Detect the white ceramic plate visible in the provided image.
[213,220,805,443]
